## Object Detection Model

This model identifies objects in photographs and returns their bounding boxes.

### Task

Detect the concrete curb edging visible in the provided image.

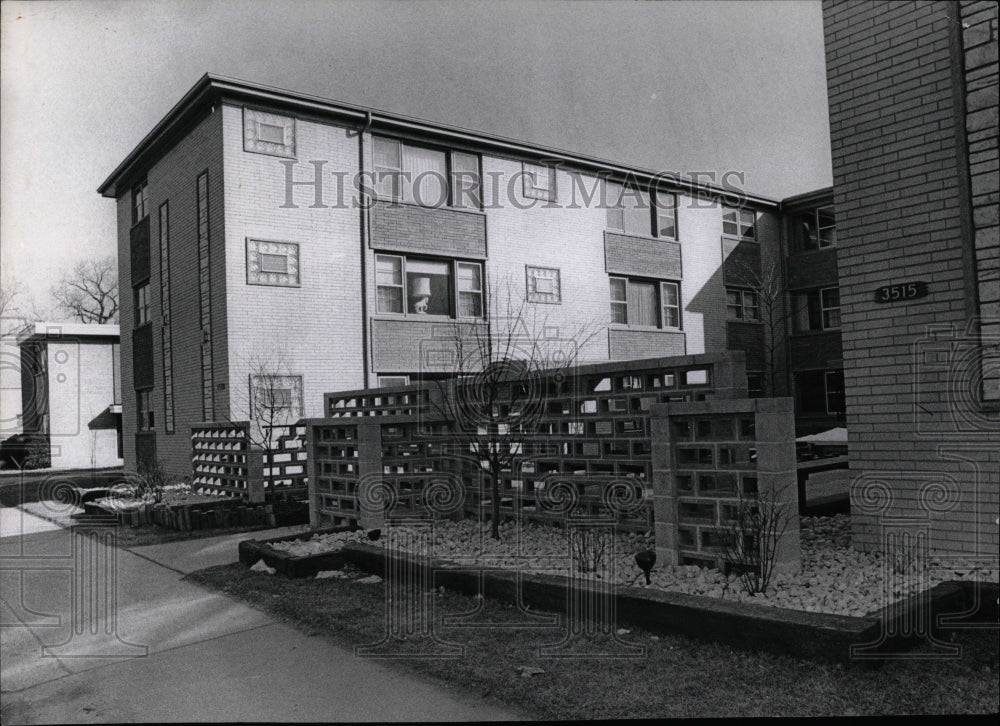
[237,533,998,664]
[238,525,359,578]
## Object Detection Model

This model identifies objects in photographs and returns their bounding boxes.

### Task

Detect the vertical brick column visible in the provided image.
[357,422,385,530]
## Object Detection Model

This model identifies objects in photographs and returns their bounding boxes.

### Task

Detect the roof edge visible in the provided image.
[98,74,782,207]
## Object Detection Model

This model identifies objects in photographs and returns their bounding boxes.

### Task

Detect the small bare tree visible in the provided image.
[51,256,119,324]
[431,276,601,540]
[235,351,302,479]
[722,484,794,595]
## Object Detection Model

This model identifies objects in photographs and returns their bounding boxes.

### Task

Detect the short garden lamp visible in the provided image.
[635,549,656,585]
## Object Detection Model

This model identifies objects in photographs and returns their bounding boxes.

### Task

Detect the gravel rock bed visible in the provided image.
[266,515,999,617]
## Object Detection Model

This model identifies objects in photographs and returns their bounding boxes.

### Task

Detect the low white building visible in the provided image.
[17,322,122,469]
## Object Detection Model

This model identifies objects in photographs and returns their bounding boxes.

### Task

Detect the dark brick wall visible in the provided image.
[608,328,686,359]
[721,238,760,287]
[726,322,765,370]
[823,0,999,557]
[604,233,682,280]
[370,202,487,259]
[118,108,227,477]
[132,325,153,390]
[129,217,151,285]
[786,248,839,291]
[369,318,488,372]
[789,332,843,371]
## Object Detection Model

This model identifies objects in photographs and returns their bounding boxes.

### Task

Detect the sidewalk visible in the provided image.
[1,507,522,723]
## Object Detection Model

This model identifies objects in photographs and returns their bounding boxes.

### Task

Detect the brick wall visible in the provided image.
[604,232,682,279]
[608,328,686,360]
[823,0,999,558]
[119,108,226,477]
[786,247,839,290]
[370,318,487,371]
[370,203,487,258]
[221,105,365,423]
[962,1,1000,403]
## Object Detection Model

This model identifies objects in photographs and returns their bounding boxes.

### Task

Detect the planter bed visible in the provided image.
[85,497,286,531]
[238,516,998,663]
[338,541,998,664]
[238,524,362,578]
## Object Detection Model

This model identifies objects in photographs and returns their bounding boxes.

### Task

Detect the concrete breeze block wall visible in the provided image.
[650,397,800,572]
[823,0,999,558]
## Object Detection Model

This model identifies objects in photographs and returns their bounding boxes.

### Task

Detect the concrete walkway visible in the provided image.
[1,507,523,723]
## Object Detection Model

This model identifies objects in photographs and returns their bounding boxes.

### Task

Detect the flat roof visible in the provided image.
[97,73,785,208]
[16,322,120,347]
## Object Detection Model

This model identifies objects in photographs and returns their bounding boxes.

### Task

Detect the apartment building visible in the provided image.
[99,74,818,478]
[823,0,998,558]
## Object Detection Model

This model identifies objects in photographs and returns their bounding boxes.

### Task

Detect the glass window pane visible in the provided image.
[629,281,657,326]
[406,259,451,315]
[402,145,447,206]
[610,278,627,302]
[457,262,481,292]
[459,292,482,318]
[656,191,676,238]
[373,137,400,168]
[451,152,480,209]
[377,287,403,314]
[611,302,628,324]
[376,256,402,285]
[623,188,652,237]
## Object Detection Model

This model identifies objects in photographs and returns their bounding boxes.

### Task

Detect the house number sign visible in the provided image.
[873,281,929,303]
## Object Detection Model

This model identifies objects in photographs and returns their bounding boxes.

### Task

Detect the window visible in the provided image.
[375,254,483,318]
[726,288,760,321]
[246,240,300,287]
[378,375,411,387]
[609,277,681,328]
[250,375,303,419]
[522,162,556,202]
[747,373,765,398]
[796,369,845,415]
[243,108,295,157]
[722,206,756,240]
[134,284,150,326]
[373,136,481,208]
[525,266,561,304]
[132,181,148,225]
[796,205,836,251]
[137,390,154,431]
[821,288,841,329]
[605,182,677,239]
[793,287,840,332]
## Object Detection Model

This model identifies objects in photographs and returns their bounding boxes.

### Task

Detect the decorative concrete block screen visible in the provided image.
[308,353,750,532]
[650,398,801,572]
[191,422,308,502]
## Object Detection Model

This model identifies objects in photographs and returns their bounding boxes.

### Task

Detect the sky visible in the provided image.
[0,0,832,315]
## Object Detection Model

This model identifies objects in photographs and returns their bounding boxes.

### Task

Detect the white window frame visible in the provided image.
[722,206,756,240]
[608,276,681,329]
[134,283,150,327]
[373,136,481,209]
[522,162,556,202]
[605,182,677,240]
[799,205,837,251]
[132,181,148,225]
[820,287,841,330]
[824,369,845,415]
[726,288,760,321]
[375,253,484,320]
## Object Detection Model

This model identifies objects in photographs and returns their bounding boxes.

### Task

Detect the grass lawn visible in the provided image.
[187,562,999,719]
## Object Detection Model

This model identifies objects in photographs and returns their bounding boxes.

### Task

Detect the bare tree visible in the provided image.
[431,276,602,540]
[233,350,302,479]
[51,256,119,324]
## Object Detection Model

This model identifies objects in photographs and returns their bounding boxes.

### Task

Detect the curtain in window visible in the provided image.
[628,281,658,326]
[623,188,652,237]
[402,145,447,206]
[373,138,401,199]
[451,152,480,209]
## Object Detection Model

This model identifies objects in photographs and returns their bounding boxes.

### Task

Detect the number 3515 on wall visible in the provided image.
[873,281,929,303]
